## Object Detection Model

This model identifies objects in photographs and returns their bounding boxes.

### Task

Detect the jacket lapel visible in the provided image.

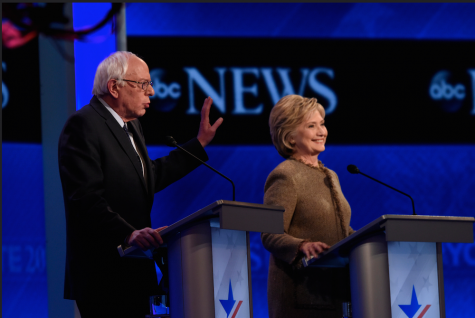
[89,97,148,194]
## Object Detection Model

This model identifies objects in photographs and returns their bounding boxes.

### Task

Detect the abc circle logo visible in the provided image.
[149,68,181,112]
[154,79,180,99]
[429,71,465,100]
[429,70,466,113]
[150,68,181,99]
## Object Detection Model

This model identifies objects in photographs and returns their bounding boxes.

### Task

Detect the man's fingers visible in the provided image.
[201,97,212,122]
[206,97,213,110]
[155,226,168,232]
[211,117,224,131]
[150,230,164,245]
[135,237,148,251]
[143,228,161,247]
[142,232,157,247]
[130,228,165,249]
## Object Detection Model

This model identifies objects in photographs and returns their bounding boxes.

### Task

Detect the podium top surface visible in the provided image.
[373,214,474,222]
[303,214,475,267]
[118,200,284,258]
[159,200,285,238]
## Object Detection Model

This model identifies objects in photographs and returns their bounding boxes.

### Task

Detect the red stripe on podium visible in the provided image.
[231,300,243,318]
[418,304,431,318]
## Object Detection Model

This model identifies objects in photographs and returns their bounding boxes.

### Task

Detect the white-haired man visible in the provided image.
[58,51,223,317]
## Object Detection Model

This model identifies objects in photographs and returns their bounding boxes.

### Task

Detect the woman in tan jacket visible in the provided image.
[261,95,355,318]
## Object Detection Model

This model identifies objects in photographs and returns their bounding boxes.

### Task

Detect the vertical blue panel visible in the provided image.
[73,3,116,110]
[2,143,47,318]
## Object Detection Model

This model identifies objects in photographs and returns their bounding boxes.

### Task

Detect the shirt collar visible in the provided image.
[97,96,126,128]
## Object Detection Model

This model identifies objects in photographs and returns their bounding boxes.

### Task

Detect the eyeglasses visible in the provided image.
[119,79,153,91]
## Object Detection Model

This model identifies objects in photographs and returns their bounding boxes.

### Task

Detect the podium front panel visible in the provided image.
[388,242,440,318]
[211,227,251,318]
[167,219,254,318]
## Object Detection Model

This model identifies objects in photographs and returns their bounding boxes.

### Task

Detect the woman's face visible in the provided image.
[291,110,327,158]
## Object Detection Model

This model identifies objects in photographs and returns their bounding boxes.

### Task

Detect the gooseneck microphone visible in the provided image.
[347,164,416,215]
[166,136,236,201]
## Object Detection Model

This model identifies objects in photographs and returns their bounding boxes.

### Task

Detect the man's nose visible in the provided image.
[147,84,155,97]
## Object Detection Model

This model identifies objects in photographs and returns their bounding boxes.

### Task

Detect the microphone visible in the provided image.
[166,136,236,201]
[347,164,416,215]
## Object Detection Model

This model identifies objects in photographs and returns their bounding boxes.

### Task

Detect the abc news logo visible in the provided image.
[149,67,337,115]
[150,67,475,116]
[429,70,475,114]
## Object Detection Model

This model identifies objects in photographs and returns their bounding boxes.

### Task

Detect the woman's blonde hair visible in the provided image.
[269,94,325,158]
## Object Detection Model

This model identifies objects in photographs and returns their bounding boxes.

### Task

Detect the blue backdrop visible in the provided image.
[3,3,475,318]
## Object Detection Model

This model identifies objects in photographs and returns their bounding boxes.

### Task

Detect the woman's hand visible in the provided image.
[299,241,330,261]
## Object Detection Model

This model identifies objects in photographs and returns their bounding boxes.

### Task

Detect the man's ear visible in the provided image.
[107,79,119,98]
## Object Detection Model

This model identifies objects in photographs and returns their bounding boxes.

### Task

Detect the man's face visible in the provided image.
[116,56,155,122]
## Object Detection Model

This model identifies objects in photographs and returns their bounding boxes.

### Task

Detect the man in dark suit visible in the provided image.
[58,51,223,317]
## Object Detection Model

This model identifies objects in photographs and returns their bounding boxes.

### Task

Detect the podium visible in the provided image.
[118,200,284,318]
[303,215,475,318]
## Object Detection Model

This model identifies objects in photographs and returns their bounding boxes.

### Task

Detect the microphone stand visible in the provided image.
[348,165,416,215]
[167,136,236,201]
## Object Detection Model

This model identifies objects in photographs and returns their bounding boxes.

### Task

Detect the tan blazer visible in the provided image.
[261,159,354,318]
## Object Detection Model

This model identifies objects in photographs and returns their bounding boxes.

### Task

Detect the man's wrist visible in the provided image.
[124,233,132,246]
[197,136,207,148]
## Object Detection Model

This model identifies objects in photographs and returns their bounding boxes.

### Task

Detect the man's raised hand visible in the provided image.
[197,97,224,147]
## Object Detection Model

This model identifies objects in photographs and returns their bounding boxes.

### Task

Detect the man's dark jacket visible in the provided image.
[58,96,208,300]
